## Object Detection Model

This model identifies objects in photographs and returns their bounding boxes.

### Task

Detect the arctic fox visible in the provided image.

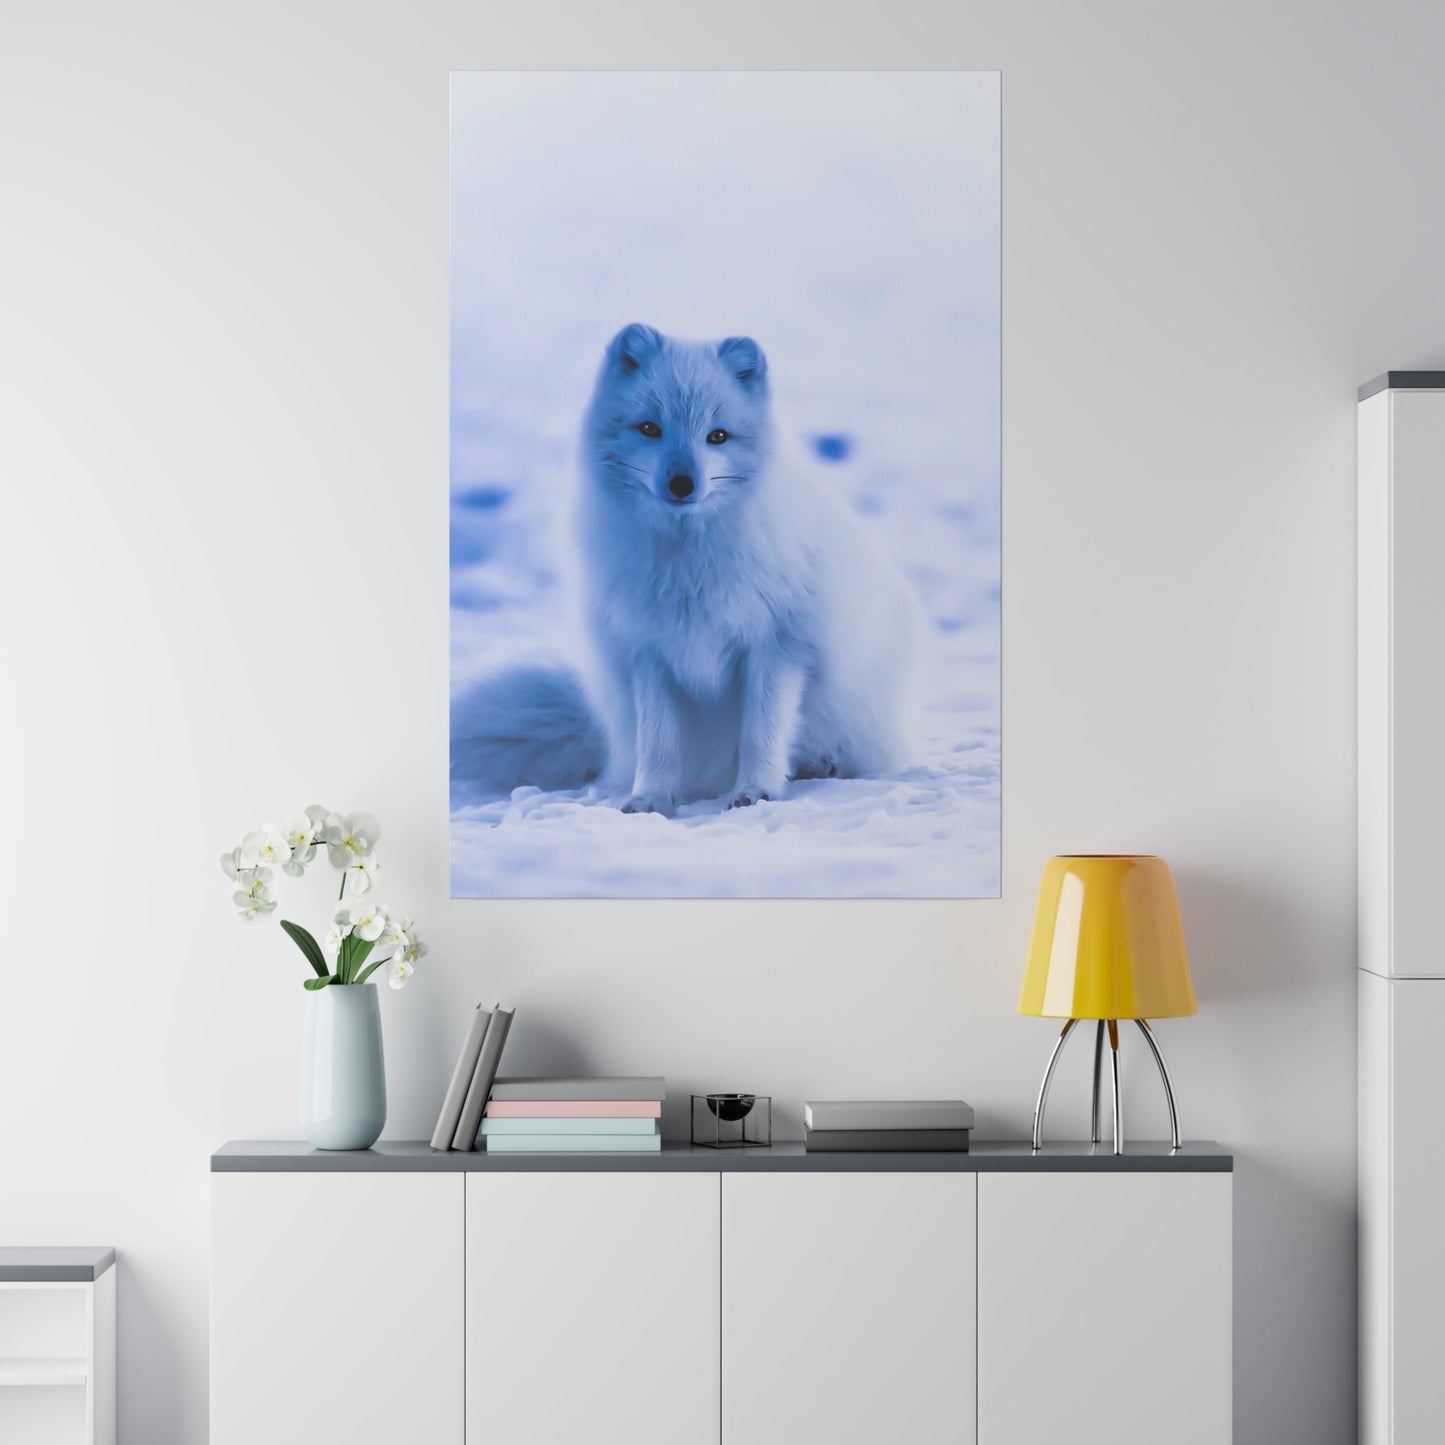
[450,323,922,814]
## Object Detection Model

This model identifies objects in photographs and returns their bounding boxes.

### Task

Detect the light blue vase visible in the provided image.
[300,984,386,1150]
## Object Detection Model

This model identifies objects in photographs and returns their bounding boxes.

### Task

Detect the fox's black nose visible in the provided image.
[668,474,695,500]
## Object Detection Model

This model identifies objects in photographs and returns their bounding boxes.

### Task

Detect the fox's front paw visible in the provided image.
[793,752,840,780]
[621,791,674,817]
[728,786,772,809]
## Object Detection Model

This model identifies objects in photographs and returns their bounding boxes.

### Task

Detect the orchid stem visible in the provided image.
[336,874,348,982]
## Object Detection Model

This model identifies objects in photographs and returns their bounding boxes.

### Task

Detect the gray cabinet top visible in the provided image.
[0,1247,115,1282]
[1359,371,1445,401]
[213,1140,1231,1174]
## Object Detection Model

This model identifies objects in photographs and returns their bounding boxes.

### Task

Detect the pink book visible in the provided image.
[484,1099,662,1118]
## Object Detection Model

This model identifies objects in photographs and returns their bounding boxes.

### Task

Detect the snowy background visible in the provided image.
[450,71,1000,897]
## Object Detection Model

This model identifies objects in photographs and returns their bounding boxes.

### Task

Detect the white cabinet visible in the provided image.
[465,1172,719,1445]
[210,1173,463,1445]
[1358,374,1445,1445]
[211,1147,1230,1445]
[977,1173,1232,1445]
[0,1261,114,1445]
[721,1173,975,1445]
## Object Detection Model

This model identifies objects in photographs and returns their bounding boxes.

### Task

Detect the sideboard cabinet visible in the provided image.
[211,1141,1232,1445]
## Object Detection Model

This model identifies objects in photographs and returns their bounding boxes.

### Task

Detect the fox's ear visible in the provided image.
[718,336,767,387]
[607,323,662,376]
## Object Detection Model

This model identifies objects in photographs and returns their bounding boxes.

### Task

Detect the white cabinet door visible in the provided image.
[978,1173,1231,1445]
[1388,394,1445,977]
[722,1172,976,1445]
[1360,389,1445,978]
[1385,978,1445,1441]
[1358,389,1392,981]
[466,1172,719,1445]
[1360,970,1391,1445]
[211,1173,464,1445]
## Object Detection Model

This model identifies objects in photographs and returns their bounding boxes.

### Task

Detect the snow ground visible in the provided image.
[449,72,1000,898]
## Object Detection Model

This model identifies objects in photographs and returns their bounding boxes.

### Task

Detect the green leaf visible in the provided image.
[348,937,377,981]
[303,975,335,991]
[354,955,389,987]
[280,919,329,978]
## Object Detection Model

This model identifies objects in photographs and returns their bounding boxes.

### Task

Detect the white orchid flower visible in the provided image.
[381,914,412,950]
[231,869,273,903]
[398,936,428,967]
[387,958,415,990]
[344,855,382,896]
[233,873,272,909]
[235,891,277,924]
[325,812,380,869]
[240,823,290,869]
[221,849,267,889]
[283,812,317,849]
[282,843,316,878]
[324,907,355,953]
[306,803,331,832]
[349,903,387,942]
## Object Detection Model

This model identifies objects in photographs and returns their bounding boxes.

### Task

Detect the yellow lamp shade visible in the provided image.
[1017,856,1196,1020]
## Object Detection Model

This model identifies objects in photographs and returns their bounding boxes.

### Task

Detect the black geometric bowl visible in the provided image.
[704,1093,756,1122]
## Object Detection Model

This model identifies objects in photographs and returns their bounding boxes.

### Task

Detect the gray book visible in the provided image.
[452,1005,515,1151]
[804,1127,971,1153]
[804,1100,975,1132]
[488,1076,665,1102]
[430,1005,493,1151]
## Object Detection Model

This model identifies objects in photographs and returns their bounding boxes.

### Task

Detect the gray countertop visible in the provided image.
[0,1247,116,1282]
[214,1140,1232,1173]
[1359,370,1445,400]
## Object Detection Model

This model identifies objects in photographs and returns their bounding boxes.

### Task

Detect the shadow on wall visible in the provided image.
[489,1014,600,1083]
[1229,1151,1357,1443]
[1175,867,1339,1002]
[119,1257,191,1444]
[414,999,603,1106]
[1171,864,1356,1444]
[416,994,601,1086]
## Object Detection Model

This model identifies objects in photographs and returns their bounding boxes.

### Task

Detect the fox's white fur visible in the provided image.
[450,323,922,814]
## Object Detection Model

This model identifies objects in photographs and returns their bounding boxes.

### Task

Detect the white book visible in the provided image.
[804,1100,975,1132]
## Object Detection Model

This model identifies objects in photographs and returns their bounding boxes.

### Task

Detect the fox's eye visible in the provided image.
[706,429,729,445]
[637,421,662,438]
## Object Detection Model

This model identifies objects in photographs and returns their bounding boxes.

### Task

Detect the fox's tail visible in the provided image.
[450,664,607,802]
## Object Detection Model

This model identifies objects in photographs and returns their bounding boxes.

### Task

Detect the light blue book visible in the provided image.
[484,1133,663,1154]
[479,1116,660,1137]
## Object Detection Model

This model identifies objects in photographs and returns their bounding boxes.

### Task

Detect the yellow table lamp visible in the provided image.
[1019,855,1196,1154]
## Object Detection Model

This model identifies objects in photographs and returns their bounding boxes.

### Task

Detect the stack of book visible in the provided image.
[480,1077,665,1154]
[803,1099,974,1152]
[430,1003,516,1153]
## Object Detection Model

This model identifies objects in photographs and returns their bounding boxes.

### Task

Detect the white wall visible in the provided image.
[3,2,1442,1441]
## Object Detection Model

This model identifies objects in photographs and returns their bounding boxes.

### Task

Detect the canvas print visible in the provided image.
[450,71,1000,898]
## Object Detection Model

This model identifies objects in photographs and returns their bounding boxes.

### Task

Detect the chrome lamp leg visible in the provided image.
[1090,1020,1105,1144]
[1107,1019,1124,1155]
[1135,1018,1181,1150]
[1032,1017,1181,1156]
[1031,1018,1078,1151]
